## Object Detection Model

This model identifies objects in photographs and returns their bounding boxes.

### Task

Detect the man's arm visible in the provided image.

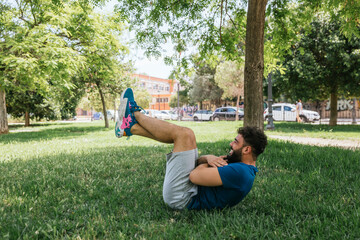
[190,155,228,187]
[189,164,223,186]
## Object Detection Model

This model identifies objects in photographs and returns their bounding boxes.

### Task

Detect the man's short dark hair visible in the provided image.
[237,126,267,157]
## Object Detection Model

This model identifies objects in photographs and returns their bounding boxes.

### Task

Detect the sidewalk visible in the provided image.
[268,135,360,150]
[314,118,360,125]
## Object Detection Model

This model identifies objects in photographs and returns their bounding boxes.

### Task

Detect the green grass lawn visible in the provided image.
[266,122,360,141]
[1,121,359,239]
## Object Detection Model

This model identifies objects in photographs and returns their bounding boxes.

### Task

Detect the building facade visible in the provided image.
[132,73,179,110]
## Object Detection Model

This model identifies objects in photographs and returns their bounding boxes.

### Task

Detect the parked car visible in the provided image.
[193,110,213,121]
[264,103,320,122]
[146,110,169,120]
[164,110,179,120]
[212,107,244,121]
[159,111,172,120]
[92,112,103,120]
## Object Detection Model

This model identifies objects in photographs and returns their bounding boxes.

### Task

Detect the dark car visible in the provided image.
[212,107,244,121]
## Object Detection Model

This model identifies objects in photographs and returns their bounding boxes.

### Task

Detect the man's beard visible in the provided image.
[225,147,243,163]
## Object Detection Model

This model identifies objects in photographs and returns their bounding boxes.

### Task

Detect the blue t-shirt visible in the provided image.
[187,163,258,210]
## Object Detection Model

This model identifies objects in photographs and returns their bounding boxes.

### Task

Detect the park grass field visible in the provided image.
[1,121,359,239]
[265,122,360,141]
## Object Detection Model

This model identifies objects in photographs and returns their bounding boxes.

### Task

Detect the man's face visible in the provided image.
[227,134,246,163]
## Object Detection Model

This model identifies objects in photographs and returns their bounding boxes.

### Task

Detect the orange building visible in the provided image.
[132,73,179,110]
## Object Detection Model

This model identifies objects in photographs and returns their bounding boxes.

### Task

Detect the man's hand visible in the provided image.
[205,155,228,167]
[196,155,228,167]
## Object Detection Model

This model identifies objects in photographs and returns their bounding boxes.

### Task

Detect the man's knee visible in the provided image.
[173,127,196,151]
[180,127,196,143]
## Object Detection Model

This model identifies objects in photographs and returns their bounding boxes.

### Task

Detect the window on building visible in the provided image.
[154,84,158,90]
[165,86,170,91]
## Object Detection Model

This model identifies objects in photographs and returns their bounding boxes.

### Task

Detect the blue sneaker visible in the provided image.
[127,93,145,114]
[115,88,143,138]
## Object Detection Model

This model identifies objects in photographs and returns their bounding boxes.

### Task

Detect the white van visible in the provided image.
[264,103,320,122]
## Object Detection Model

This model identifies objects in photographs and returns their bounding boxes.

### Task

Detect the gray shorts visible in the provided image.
[162,148,199,209]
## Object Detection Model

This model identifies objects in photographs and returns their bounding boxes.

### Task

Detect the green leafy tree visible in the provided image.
[0,0,85,131]
[57,79,86,120]
[134,89,152,110]
[215,61,244,120]
[0,1,131,130]
[6,90,59,124]
[169,90,190,109]
[68,7,131,128]
[189,58,223,109]
[115,0,360,130]
[6,74,86,124]
[115,0,267,129]
[273,17,360,126]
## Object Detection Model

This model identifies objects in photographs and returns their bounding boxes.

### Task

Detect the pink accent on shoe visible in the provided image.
[121,115,132,129]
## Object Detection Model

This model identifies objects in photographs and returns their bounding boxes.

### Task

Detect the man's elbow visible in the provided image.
[189,170,197,184]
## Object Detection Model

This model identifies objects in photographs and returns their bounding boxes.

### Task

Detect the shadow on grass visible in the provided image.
[8,122,74,129]
[268,122,360,133]
[1,123,109,144]
[1,139,359,238]
[0,144,175,238]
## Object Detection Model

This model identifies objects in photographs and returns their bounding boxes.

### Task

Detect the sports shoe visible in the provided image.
[127,94,144,114]
[114,98,128,138]
[115,88,143,139]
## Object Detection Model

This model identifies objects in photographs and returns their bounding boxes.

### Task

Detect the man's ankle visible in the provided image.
[130,123,140,135]
[134,111,141,118]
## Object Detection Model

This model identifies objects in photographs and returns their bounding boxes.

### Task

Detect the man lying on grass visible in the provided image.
[115,88,268,210]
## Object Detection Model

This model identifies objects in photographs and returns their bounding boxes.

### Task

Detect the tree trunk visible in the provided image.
[235,94,240,121]
[25,111,30,127]
[244,0,268,131]
[0,89,9,134]
[98,85,109,128]
[329,91,338,126]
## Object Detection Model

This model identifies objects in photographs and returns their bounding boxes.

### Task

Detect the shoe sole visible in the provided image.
[115,89,130,138]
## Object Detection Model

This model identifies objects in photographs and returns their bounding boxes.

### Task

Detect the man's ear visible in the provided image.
[242,146,252,155]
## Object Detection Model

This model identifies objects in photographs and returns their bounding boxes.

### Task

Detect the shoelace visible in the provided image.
[129,100,144,112]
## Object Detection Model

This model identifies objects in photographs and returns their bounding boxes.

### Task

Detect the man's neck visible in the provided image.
[241,158,256,166]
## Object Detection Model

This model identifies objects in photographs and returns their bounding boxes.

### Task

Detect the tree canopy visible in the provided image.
[215,60,244,120]
[0,0,131,132]
[0,0,86,130]
[273,16,360,125]
[189,57,223,109]
[114,0,360,128]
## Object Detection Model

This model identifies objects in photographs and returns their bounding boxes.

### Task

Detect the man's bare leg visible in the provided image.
[130,112,196,153]
[130,124,157,140]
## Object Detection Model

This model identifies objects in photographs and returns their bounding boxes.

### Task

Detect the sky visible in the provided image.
[97,1,174,79]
